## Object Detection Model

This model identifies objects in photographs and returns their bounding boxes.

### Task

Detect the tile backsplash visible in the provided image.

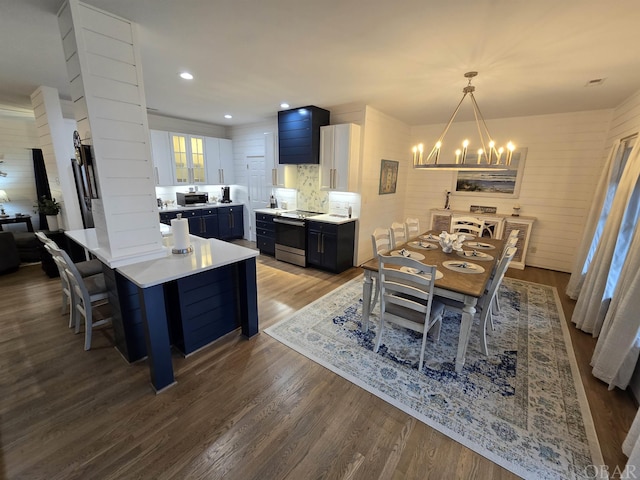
[296,165,329,212]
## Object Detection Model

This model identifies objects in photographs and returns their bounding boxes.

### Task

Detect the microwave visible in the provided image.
[176,192,208,206]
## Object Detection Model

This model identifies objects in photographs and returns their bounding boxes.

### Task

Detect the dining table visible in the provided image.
[360,230,505,373]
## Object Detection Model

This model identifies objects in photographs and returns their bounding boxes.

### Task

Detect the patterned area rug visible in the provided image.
[265,276,603,479]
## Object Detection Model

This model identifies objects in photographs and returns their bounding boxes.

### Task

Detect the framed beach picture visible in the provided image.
[379,159,399,195]
[453,147,527,198]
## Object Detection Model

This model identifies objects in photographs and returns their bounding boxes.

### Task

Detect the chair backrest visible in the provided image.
[47,244,72,296]
[482,246,517,310]
[371,227,392,256]
[35,231,53,246]
[390,222,407,248]
[451,216,484,236]
[378,254,438,326]
[501,235,519,258]
[405,218,420,239]
[508,229,520,239]
[64,265,90,322]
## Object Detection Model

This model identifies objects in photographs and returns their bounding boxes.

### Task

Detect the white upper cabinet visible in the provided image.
[265,132,297,188]
[319,123,361,191]
[149,129,174,185]
[205,137,235,185]
[170,133,206,184]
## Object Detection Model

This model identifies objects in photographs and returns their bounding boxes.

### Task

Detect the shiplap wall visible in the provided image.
[356,106,410,265]
[58,0,163,261]
[0,114,39,230]
[409,110,614,272]
[30,86,84,231]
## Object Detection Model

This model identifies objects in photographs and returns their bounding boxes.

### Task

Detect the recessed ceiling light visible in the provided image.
[224,114,232,119]
[280,103,290,109]
[179,72,194,80]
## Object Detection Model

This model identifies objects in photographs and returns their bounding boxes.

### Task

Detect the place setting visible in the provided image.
[464,240,495,250]
[408,240,438,250]
[418,233,440,242]
[457,249,494,261]
[399,266,444,280]
[389,248,425,261]
[442,260,485,273]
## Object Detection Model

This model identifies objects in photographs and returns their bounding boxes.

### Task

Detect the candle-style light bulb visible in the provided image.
[497,146,504,164]
[412,145,418,164]
[461,139,469,164]
[434,141,441,164]
[506,141,515,165]
[488,140,495,164]
[455,149,462,164]
[477,149,483,164]
[418,143,424,165]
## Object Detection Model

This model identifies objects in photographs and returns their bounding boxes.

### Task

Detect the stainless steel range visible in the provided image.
[273,210,322,267]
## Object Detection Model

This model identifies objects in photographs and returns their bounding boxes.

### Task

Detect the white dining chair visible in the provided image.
[368,227,394,317]
[376,254,444,370]
[390,222,407,248]
[451,216,484,237]
[494,233,520,313]
[47,243,109,330]
[405,218,420,239]
[64,264,112,350]
[435,246,517,356]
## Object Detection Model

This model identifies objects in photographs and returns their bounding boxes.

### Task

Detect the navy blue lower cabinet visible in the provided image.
[306,221,356,273]
[166,264,240,355]
[218,206,244,240]
[256,212,275,255]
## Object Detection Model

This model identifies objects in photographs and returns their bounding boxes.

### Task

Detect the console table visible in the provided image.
[430,209,535,269]
[0,215,34,232]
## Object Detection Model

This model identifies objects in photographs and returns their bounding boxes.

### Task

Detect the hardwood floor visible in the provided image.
[0,246,636,479]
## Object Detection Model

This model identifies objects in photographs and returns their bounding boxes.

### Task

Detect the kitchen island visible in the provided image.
[66,229,259,393]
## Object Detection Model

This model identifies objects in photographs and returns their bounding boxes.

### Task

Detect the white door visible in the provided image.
[247,155,267,242]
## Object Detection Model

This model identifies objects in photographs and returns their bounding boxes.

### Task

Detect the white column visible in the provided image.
[57,0,164,264]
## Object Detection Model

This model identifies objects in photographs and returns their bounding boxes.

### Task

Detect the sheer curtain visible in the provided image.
[566,142,619,299]
[571,141,640,336]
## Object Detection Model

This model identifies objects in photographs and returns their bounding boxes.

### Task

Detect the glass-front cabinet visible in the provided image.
[171,134,206,184]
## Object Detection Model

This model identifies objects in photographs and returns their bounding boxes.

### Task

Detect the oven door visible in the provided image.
[274,217,307,266]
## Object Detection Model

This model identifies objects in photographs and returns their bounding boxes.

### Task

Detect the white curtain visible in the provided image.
[566,142,619,299]
[571,143,640,336]
[591,215,640,388]
[623,409,640,477]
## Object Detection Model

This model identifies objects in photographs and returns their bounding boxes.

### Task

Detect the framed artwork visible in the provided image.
[379,159,399,195]
[453,147,527,198]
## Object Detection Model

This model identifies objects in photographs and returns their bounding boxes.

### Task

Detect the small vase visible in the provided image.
[46,215,59,231]
[442,246,453,254]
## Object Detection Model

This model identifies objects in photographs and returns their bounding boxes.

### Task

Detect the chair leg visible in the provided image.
[61,292,67,315]
[84,313,92,350]
[493,294,501,313]
[370,276,379,312]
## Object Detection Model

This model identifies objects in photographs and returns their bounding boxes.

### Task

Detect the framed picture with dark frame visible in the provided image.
[452,147,527,198]
[379,159,399,195]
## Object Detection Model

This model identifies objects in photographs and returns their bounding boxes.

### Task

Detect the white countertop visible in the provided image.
[254,208,357,224]
[159,202,243,213]
[66,228,258,288]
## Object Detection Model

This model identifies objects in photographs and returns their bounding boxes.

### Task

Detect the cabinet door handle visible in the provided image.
[272,168,277,186]
[221,169,225,184]
[201,217,205,232]
[321,233,325,254]
[154,167,159,185]
[317,233,322,253]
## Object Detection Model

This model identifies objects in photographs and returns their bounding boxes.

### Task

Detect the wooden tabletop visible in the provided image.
[361,231,505,298]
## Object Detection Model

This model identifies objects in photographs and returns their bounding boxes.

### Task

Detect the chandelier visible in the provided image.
[413,71,515,170]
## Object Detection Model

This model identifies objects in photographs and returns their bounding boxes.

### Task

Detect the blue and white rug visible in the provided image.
[265,276,603,479]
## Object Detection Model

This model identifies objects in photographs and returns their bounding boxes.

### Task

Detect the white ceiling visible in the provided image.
[2,0,640,126]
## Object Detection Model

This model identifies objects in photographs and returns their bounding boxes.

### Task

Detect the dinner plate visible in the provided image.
[442,260,485,274]
[400,266,444,280]
[457,233,476,241]
[408,240,438,250]
[419,234,440,242]
[390,250,426,261]
[464,241,495,250]
[456,250,494,261]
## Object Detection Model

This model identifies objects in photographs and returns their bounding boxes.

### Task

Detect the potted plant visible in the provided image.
[38,196,61,231]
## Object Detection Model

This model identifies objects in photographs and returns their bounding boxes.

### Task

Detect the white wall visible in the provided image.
[409,110,614,272]
[356,106,411,265]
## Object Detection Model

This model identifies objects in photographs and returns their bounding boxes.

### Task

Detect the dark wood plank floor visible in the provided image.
[0,244,636,479]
